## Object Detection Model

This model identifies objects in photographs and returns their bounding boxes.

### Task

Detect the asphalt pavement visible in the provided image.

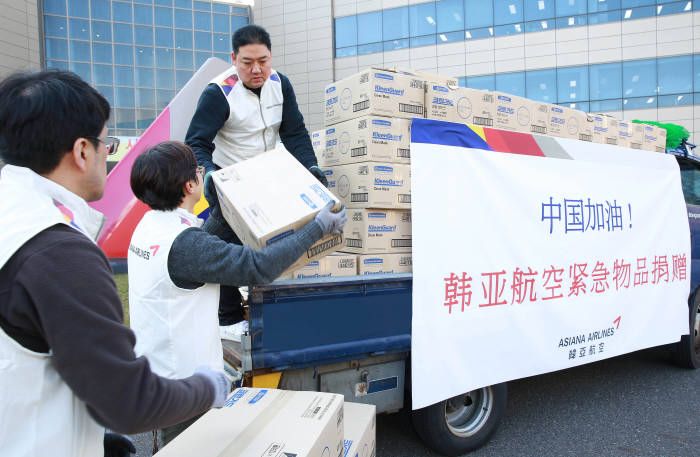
[130,346,699,456]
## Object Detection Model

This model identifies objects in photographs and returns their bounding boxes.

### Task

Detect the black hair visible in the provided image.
[130,141,199,211]
[0,69,110,174]
[232,24,271,54]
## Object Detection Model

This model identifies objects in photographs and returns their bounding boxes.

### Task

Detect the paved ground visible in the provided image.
[130,346,700,456]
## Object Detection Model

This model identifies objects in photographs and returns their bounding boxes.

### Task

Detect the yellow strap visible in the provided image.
[252,372,282,388]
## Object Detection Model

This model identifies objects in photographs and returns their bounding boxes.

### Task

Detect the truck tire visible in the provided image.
[674,290,700,369]
[411,383,507,456]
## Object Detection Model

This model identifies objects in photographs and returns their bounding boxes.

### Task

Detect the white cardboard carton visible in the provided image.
[324,68,425,126]
[530,101,549,135]
[425,84,494,127]
[155,388,344,457]
[640,124,667,152]
[493,92,533,133]
[617,120,643,149]
[320,116,411,167]
[358,253,412,275]
[578,112,594,142]
[292,253,358,279]
[311,129,326,158]
[590,114,617,145]
[325,162,411,209]
[546,104,584,140]
[392,67,459,88]
[212,147,343,274]
[341,209,412,254]
[342,402,376,457]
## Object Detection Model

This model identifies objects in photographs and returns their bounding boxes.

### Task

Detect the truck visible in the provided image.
[222,125,700,456]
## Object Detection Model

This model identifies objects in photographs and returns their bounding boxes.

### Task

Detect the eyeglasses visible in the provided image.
[88,136,120,156]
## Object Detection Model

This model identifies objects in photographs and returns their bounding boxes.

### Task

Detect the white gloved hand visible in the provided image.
[315,201,347,235]
[195,365,230,408]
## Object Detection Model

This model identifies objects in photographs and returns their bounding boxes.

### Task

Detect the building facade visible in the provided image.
[1,0,698,142]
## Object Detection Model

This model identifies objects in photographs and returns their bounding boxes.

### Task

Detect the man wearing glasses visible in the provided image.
[127,141,345,444]
[0,70,229,457]
[185,24,327,327]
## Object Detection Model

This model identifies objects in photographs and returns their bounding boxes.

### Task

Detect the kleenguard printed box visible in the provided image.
[358,253,412,275]
[578,112,594,142]
[425,84,494,126]
[590,114,617,145]
[292,253,358,279]
[155,388,344,457]
[341,209,412,254]
[493,92,533,133]
[320,116,411,167]
[311,129,325,158]
[212,147,343,275]
[530,101,549,135]
[617,120,643,149]
[324,68,425,126]
[640,124,667,152]
[393,67,459,88]
[325,162,411,209]
[342,402,376,457]
[546,104,583,140]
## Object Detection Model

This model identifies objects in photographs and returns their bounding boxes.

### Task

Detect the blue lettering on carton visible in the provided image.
[311,183,332,203]
[498,95,511,102]
[374,165,393,173]
[364,258,384,264]
[374,178,404,187]
[249,389,268,404]
[432,97,454,106]
[432,85,448,92]
[266,229,294,246]
[343,440,353,457]
[225,388,248,407]
[497,106,514,114]
[551,106,563,114]
[326,96,338,106]
[372,119,392,126]
[326,86,336,94]
[373,132,402,142]
[552,117,565,125]
[368,212,387,219]
[326,139,338,147]
[326,128,335,134]
[368,224,397,232]
[300,193,317,209]
[375,72,394,80]
[374,85,404,96]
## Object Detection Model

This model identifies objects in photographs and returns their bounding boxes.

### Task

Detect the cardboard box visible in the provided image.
[493,92,533,133]
[652,124,668,152]
[393,67,459,88]
[546,104,585,140]
[325,162,411,209]
[341,209,412,254]
[578,113,594,142]
[358,253,412,275]
[617,120,643,149]
[311,129,325,158]
[320,116,411,167]
[342,402,376,457]
[530,101,549,135]
[425,84,494,126]
[324,68,425,126]
[292,253,358,279]
[590,114,617,145]
[212,147,343,274]
[155,388,344,457]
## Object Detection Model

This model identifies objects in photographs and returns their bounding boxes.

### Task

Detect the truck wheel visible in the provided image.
[411,383,507,456]
[674,291,700,369]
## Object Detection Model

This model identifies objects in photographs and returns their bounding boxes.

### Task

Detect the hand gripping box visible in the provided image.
[358,253,412,275]
[590,114,618,145]
[324,68,425,126]
[341,209,412,254]
[425,84,494,127]
[493,92,533,133]
[617,120,643,149]
[342,402,376,457]
[325,162,411,209]
[311,129,326,157]
[212,146,343,274]
[320,116,411,167]
[640,123,667,152]
[292,253,358,279]
[155,388,344,457]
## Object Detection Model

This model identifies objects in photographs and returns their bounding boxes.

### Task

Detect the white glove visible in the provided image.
[195,365,230,408]
[315,201,347,235]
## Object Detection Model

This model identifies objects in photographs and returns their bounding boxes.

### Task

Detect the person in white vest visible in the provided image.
[127,141,345,444]
[0,70,229,457]
[185,24,328,326]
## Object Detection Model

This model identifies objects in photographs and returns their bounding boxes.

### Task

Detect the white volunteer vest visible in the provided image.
[128,208,223,379]
[0,165,105,457]
[210,65,284,167]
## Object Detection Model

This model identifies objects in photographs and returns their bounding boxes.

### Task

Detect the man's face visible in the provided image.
[232,43,271,89]
[84,125,109,202]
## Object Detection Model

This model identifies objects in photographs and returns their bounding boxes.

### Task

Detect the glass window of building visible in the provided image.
[496,72,526,97]
[135,46,154,67]
[436,0,464,33]
[92,20,111,42]
[155,7,173,27]
[383,7,409,50]
[357,11,382,45]
[194,11,212,30]
[135,26,154,46]
[135,67,155,88]
[494,0,523,25]
[467,75,496,91]
[524,0,555,21]
[657,1,693,16]
[589,62,622,100]
[115,65,134,86]
[45,16,68,37]
[175,50,194,69]
[155,27,173,47]
[113,23,133,44]
[174,8,193,28]
[91,0,111,20]
[69,0,90,18]
[334,16,357,49]
[93,64,113,85]
[213,33,229,53]
[556,0,587,15]
[44,0,66,15]
[114,44,134,65]
[622,59,656,97]
[409,2,437,37]
[156,47,174,67]
[557,66,589,103]
[526,69,557,102]
[112,2,133,22]
[657,55,692,95]
[175,29,193,49]
[231,15,248,32]
[213,13,229,33]
[465,0,493,28]
[134,4,154,25]
[71,40,91,62]
[69,19,91,40]
[588,0,620,12]
[92,42,112,63]
[70,62,92,83]
[194,31,212,51]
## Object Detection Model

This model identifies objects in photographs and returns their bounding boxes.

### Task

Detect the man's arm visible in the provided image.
[185,83,229,174]
[278,72,319,169]
[17,227,215,434]
[168,218,324,289]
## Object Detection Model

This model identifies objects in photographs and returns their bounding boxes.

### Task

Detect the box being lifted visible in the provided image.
[155,388,344,457]
[320,116,411,167]
[341,209,412,254]
[324,162,411,209]
[425,84,495,127]
[325,67,425,126]
[212,146,342,274]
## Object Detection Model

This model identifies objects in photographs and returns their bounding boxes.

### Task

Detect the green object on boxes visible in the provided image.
[632,120,689,150]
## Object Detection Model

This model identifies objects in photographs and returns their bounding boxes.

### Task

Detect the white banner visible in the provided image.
[410,120,691,410]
